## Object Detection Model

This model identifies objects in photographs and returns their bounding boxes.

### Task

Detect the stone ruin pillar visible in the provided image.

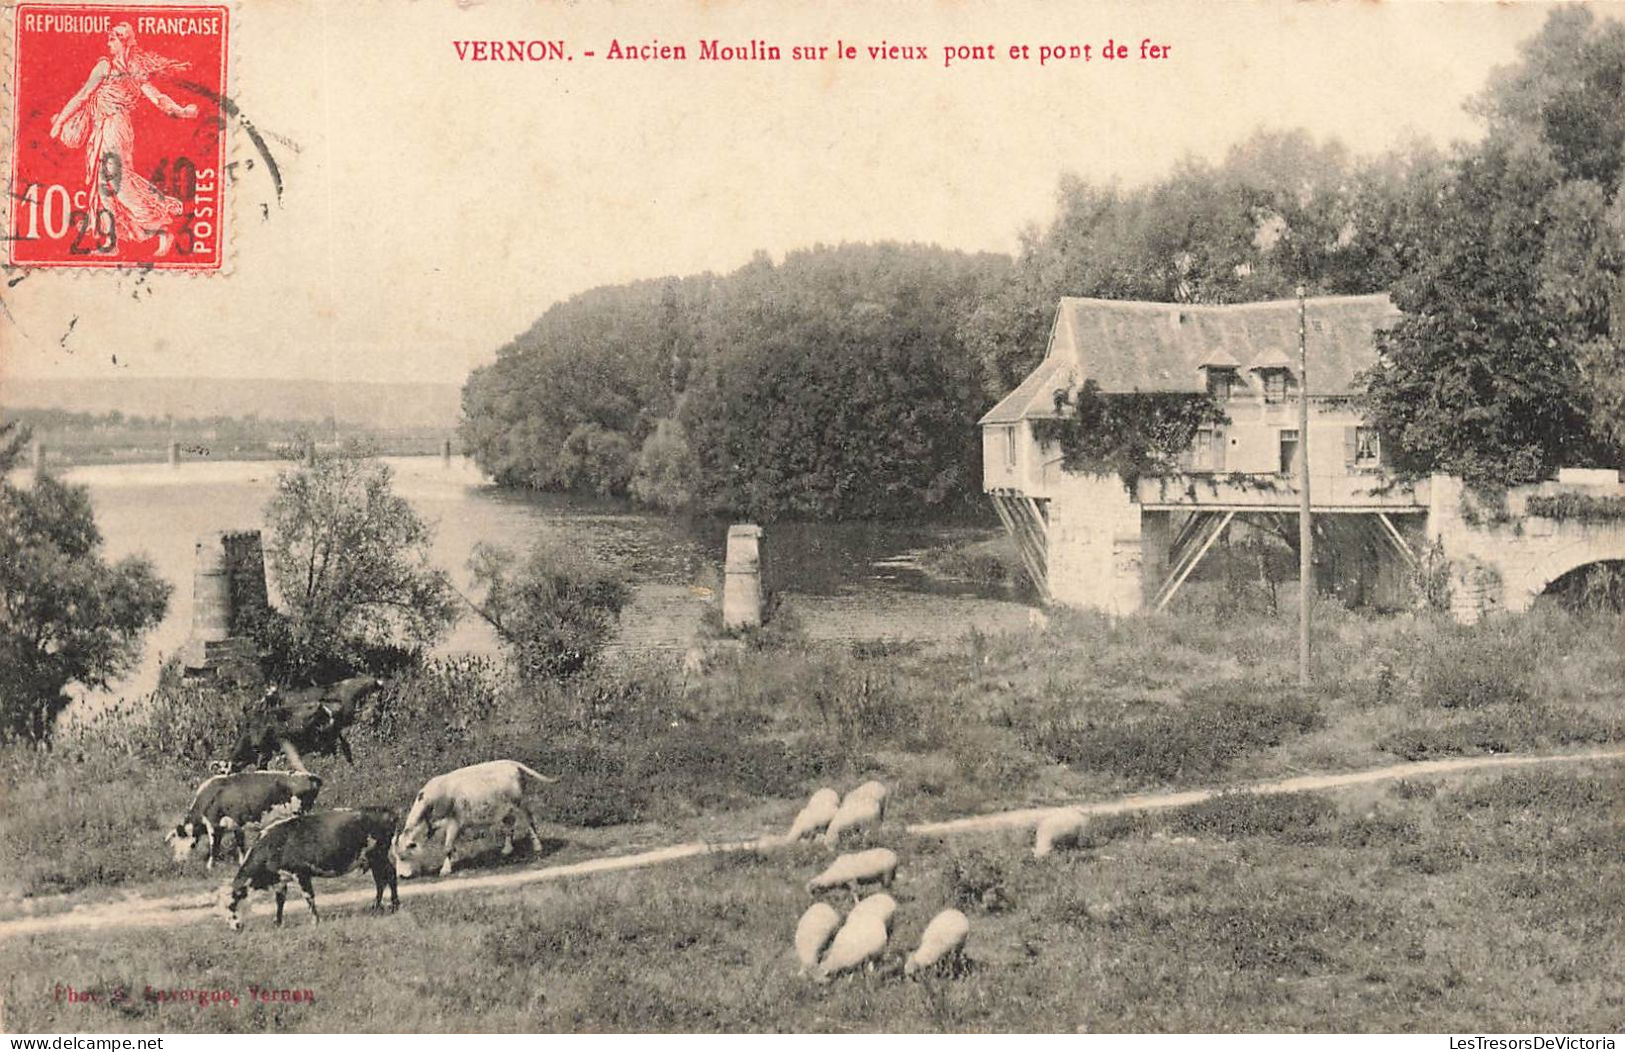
[183,530,269,677]
[723,524,765,631]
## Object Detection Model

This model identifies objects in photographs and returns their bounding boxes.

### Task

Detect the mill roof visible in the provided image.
[979,293,1399,426]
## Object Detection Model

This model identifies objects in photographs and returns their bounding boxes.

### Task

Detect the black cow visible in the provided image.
[227,675,383,772]
[224,808,400,931]
[167,770,323,869]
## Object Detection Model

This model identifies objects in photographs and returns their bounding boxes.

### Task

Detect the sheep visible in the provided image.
[805,848,899,896]
[815,893,896,981]
[904,909,970,977]
[1033,808,1089,858]
[784,787,841,842]
[794,902,842,975]
[847,780,889,817]
[822,789,884,848]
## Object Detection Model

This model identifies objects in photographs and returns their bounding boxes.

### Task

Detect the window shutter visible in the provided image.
[1213,427,1227,471]
[1343,426,1358,469]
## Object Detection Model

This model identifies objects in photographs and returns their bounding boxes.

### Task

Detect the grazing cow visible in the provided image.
[393,760,558,878]
[224,808,399,931]
[167,770,323,869]
[226,675,383,773]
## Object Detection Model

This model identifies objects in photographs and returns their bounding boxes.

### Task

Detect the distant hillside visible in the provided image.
[0,377,463,432]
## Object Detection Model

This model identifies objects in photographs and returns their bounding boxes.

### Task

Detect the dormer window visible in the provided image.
[1204,366,1239,401]
[1197,347,1243,401]
[1249,349,1298,404]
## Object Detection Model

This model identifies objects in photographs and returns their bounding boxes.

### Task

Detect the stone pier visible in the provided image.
[1045,473,1155,615]
[723,524,764,630]
[183,530,270,678]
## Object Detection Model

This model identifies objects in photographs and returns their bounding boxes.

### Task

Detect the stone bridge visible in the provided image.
[997,467,1625,623]
[1429,472,1625,623]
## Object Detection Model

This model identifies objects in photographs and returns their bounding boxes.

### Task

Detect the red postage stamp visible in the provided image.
[8,3,229,270]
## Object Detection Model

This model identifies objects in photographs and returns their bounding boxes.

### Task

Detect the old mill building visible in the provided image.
[980,294,1625,622]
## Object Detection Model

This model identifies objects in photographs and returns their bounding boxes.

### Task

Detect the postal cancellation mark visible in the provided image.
[8,3,228,270]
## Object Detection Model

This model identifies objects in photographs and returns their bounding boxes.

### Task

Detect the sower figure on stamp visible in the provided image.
[48,22,198,257]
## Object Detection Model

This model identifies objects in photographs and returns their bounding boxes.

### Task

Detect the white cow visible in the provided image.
[392,760,558,878]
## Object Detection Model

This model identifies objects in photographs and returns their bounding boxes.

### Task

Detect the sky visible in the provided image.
[1,0,1581,388]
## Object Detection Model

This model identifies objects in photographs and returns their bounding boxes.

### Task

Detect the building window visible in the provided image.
[1192,428,1216,471]
[1355,426,1381,467]
[1279,429,1301,475]
[1004,425,1017,468]
[1205,368,1238,401]
[1263,370,1291,404]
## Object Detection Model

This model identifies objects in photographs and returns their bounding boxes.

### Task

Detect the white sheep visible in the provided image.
[805,848,899,895]
[848,780,889,817]
[815,893,896,981]
[784,787,841,842]
[794,902,842,975]
[904,908,970,977]
[1033,808,1089,858]
[822,790,884,848]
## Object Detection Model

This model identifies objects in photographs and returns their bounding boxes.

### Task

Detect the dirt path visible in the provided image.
[5,746,1621,941]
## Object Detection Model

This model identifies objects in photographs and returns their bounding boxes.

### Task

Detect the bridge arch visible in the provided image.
[1517,534,1625,608]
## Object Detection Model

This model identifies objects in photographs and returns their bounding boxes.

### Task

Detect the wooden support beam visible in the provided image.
[1155,510,1235,611]
[1016,497,1052,603]
[1169,511,1209,567]
[989,495,1049,603]
[1375,512,1417,566]
[1160,512,1220,600]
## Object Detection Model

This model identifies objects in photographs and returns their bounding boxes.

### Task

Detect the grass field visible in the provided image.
[3,598,1621,901]
[4,762,1621,1033]
[1,597,1621,1031]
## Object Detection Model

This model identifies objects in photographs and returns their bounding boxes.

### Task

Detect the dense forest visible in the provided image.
[461,245,1008,520]
[462,9,1623,518]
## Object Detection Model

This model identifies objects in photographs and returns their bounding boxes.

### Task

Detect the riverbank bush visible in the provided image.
[466,540,632,683]
[916,537,1019,588]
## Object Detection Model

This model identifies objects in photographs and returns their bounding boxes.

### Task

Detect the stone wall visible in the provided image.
[1046,472,1156,614]
[1427,473,1625,622]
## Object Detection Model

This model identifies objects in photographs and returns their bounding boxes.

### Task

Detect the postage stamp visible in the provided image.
[7,3,228,270]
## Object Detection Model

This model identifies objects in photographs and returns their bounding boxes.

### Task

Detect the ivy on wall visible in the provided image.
[1032,380,1228,491]
[1526,493,1625,523]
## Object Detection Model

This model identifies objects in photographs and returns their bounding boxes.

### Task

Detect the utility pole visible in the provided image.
[1297,284,1312,688]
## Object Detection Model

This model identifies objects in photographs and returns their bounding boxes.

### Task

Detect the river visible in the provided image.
[47,455,1031,701]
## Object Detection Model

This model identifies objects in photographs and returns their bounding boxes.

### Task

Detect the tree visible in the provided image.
[261,446,459,679]
[558,423,635,497]
[0,424,169,743]
[677,243,1005,519]
[629,416,699,511]
[958,129,1442,404]
[467,540,630,683]
[1364,9,1625,486]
